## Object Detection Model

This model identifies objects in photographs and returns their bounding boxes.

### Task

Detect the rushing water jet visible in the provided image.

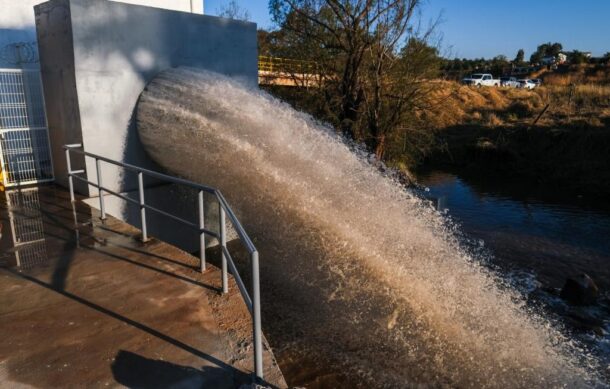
[137,67,602,387]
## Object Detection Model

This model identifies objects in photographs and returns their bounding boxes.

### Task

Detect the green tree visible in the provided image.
[514,49,524,64]
[530,51,542,64]
[490,55,509,75]
[568,50,589,64]
[549,42,563,57]
[530,42,563,63]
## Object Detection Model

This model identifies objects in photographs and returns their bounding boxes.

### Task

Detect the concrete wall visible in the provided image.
[36,0,257,193]
[35,0,255,252]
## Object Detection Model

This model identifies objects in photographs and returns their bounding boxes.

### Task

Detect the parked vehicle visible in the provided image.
[517,79,537,89]
[462,73,500,87]
[531,78,542,86]
[500,76,519,88]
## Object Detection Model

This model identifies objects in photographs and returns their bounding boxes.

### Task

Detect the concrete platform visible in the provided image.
[0,185,286,388]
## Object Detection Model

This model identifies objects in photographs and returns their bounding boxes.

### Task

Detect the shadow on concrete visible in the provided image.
[39,225,222,295]
[96,223,203,271]
[30,190,222,294]
[111,350,241,388]
[4,268,249,386]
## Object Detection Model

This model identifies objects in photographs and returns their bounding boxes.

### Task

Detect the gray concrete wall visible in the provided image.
[35,0,256,253]
[36,1,86,192]
[36,0,257,193]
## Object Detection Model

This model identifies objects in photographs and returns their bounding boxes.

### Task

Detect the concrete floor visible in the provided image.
[0,185,286,388]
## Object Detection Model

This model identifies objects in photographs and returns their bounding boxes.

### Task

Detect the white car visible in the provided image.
[462,73,500,87]
[500,76,519,88]
[517,79,537,89]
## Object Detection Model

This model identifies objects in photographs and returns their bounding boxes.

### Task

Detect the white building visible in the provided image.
[0,0,204,68]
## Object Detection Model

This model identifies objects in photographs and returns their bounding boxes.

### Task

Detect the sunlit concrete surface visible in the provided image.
[0,185,286,388]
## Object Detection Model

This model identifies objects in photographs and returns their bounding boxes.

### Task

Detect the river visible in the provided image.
[415,168,610,376]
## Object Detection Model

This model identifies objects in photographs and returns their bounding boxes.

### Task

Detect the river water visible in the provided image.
[416,169,610,374]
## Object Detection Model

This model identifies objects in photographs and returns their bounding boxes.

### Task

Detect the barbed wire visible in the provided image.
[0,42,39,64]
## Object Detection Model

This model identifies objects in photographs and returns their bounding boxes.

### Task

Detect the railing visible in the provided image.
[63,144,264,381]
[258,55,318,74]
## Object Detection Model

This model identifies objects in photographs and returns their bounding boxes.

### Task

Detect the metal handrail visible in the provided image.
[63,144,264,381]
[258,55,318,74]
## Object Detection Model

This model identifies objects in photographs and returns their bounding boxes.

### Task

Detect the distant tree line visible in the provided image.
[440,42,609,80]
[441,56,511,80]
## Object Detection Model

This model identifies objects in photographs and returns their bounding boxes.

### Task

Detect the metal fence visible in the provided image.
[5,188,49,270]
[0,69,54,187]
[259,55,318,74]
[63,144,264,381]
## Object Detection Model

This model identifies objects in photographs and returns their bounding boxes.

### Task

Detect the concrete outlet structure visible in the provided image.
[35,0,256,194]
[33,0,256,251]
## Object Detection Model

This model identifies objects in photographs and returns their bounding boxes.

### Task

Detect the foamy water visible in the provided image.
[137,68,604,387]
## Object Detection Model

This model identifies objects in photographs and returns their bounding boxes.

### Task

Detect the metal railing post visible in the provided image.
[138,171,148,242]
[251,250,263,381]
[198,190,206,272]
[95,158,106,220]
[219,205,228,294]
[65,148,75,202]
[61,144,264,382]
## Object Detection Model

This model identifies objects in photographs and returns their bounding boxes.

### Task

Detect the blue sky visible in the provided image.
[204,0,610,59]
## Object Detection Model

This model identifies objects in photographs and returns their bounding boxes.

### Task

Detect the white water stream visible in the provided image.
[137,68,603,387]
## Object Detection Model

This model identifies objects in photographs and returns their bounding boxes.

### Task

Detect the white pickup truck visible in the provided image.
[462,73,500,87]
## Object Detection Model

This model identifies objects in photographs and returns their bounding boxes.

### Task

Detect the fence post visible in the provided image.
[198,190,206,272]
[251,250,263,381]
[219,205,228,294]
[95,158,106,220]
[65,148,75,202]
[138,171,148,242]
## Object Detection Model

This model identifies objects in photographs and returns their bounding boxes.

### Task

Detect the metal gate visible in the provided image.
[5,188,48,269]
[0,69,53,187]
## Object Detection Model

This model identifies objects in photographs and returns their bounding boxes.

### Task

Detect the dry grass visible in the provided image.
[422,79,610,131]
[542,64,610,86]
[417,66,610,196]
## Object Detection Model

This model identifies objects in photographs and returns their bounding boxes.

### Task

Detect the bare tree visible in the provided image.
[270,1,424,142]
[217,0,251,21]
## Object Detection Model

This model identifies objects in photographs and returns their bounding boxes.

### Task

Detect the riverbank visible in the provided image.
[425,123,610,197]
[421,78,610,197]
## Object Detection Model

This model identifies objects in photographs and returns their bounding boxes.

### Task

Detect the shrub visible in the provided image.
[507,101,534,119]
